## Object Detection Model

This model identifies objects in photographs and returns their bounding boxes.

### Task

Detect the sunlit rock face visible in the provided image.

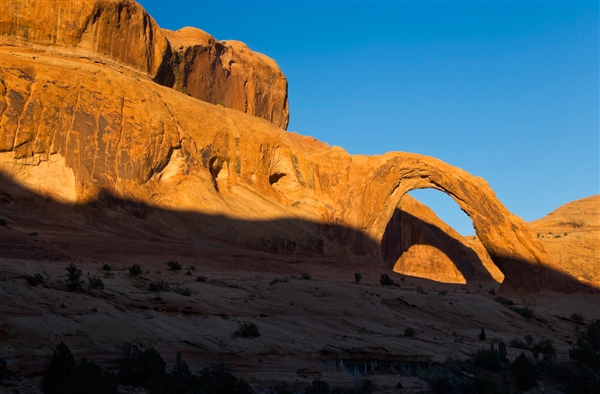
[0,0,589,294]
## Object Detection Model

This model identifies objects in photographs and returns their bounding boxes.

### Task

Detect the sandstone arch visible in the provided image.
[343,153,586,293]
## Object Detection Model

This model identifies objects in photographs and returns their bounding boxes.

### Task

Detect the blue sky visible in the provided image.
[139,1,599,235]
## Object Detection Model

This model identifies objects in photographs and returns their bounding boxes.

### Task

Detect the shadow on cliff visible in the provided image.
[381,208,496,282]
[0,172,596,294]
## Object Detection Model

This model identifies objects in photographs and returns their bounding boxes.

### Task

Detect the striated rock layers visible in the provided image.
[0,2,590,293]
[0,0,289,129]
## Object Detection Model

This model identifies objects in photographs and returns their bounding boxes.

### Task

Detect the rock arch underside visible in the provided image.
[0,0,590,294]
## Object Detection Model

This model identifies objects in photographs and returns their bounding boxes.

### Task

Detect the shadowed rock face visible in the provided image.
[0,0,289,129]
[0,2,589,293]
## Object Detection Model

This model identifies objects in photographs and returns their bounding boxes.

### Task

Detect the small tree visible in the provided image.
[43,342,75,393]
[234,322,260,338]
[512,352,537,391]
[354,273,362,284]
[479,328,486,341]
[65,263,83,292]
[171,352,192,382]
[128,264,142,276]
[380,274,394,286]
[88,276,105,290]
[404,327,417,337]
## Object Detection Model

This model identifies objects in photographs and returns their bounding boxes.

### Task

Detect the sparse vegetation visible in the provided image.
[494,296,515,306]
[416,285,427,294]
[475,341,508,371]
[438,290,448,296]
[301,273,312,280]
[404,327,417,337]
[128,264,142,276]
[189,265,196,271]
[185,269,192,276]
[166,260,181,271]
[512,352,537,390]
[354,272,362,284]
[571,313,585,322]
[509,305,534,319]
[102,264,110,271]
[379,274,394,286]
[269,277,289,285]
[0,218,6,226]
[88,276,104,290]
[532,338,557,362]
[509,337,529,350]
[234,322,260,338]
[26,273,44,286]
[65,263,83,292]
[488,287,496,295]
[174,286,191,296]
[479,328,486,341]
[148,280,169,292]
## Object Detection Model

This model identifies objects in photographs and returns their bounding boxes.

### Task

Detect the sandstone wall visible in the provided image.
[0,1,289,129]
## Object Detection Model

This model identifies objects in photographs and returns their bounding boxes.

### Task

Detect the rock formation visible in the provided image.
[0,1,590,293]
[0,0,289,129]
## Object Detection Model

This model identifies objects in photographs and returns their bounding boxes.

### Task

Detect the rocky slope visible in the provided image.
[529,195,600,287]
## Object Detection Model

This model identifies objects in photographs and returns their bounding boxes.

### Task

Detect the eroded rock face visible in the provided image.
[160,28,289,130]
[0,47,588,294]
[0,1,289,129]
[0,4,590,293]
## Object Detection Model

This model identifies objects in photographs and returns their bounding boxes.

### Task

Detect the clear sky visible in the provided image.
[138,0,599,235]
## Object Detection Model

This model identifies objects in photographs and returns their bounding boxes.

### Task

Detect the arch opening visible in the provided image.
[380,189,504,284]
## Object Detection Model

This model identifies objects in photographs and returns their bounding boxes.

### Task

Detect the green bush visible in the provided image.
[167,260,182,271]
[235,322,260,339]
[571,313,585,322]
[512,352,537,391]
[570,339,600,368]
[149,280,169,292]
[509,337,529,350]
[88,276,105,290]
[509,305,534,319]
[128,264,142,276]
[0,218,6,226]
[196,275,207,282]
[479,328,486,341]
[354,273,362,284]
[379,274,394,286]
[66,263,83,292]
[532,338,556,362]
[102,264,110,271]
[301,273,312,280]
[567,364,600,394]
[175,287,191,297]
[269,277,289,285]
[26,273,44,286]
[305,379,329,394]
[494,296,515,306]
[404,327,417,337]
[185,269,192,276]
[475,342,508,371]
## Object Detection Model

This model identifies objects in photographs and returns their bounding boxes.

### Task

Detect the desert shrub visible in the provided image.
[475,342,508,371]
[438,290,448,296]
[175,287,191,297]
[0,218,6,226]
[128,264,142,276]
[166,260,182,271]
[512,352,537,391]
[584,319,600,351]
[509,337,529,350]
[0,358,6,382]
[189,265,196,271]
[570,339,600,368]
[416,285,427,294]
[509,305,534,319]
[235,322,260,338]
[532,338,556,362]
[88,276,105,290]
[66,263,83,292]
[196,275,207,282]
[120,346,166,390]
[102,264,110,271]
[269,277,289,285]
[525,334,534,346]
[464,376,497,394]
[494,296,515,306]
[354,273,362,284]
[26,273,44,286]
[479,328,486,341]
[301,273,312,280]
[195,367,254,394]
[305,379,329,394]
[379,274,394,286]
[571,313,585,322]
[185,269,192,276]
[29,232,37,236]
[489,287,496,295]
[404,327,417,337]
[567,364,600,394]
[149,280,169,292]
